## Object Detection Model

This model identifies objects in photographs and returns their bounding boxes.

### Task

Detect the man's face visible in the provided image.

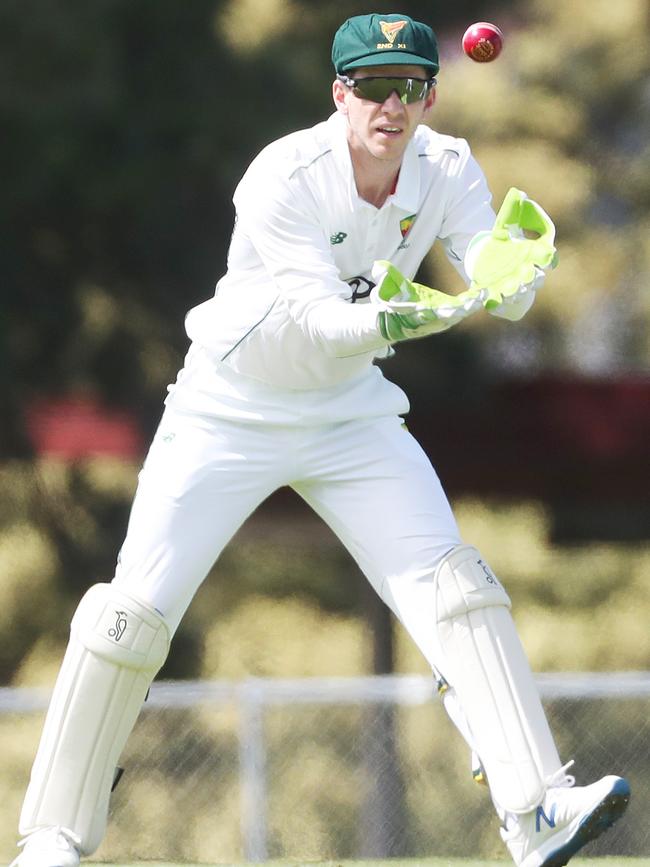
[332,64,436,164]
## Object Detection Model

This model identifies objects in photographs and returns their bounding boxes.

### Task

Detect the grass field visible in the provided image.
[96,860,650,867]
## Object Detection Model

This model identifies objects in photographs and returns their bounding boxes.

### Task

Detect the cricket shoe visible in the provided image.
[501,774,631,867]
[11,826,80,867]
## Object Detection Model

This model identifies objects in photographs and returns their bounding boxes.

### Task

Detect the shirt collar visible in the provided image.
[328,112,357,208]
[388,135,420,213]
[327,112,421,212]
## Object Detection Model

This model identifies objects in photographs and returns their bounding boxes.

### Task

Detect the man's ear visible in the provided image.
[421,85,436,117]
[332,79,349,115]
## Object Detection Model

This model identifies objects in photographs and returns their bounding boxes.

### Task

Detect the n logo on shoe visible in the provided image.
[536,803,557,832]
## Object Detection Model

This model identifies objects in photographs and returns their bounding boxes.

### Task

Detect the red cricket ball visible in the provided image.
[462,22,504,63]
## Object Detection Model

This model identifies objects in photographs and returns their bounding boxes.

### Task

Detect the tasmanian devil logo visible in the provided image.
[400,214,417,238]
[346,275,376,303]
[379,20,408,44]
[108,610,128,642]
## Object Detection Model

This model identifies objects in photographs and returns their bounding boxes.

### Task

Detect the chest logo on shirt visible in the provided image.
[330,231,348,245]
[400,214,417,238]
[398,214,417,250]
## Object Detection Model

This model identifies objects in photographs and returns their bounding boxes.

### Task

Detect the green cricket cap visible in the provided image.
[332,13,439,75]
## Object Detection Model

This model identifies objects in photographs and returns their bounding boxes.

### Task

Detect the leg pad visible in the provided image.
[435,545,561,813]
[20,584,170,854]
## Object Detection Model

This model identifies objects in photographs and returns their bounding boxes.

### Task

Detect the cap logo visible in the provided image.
[379,20,408,44]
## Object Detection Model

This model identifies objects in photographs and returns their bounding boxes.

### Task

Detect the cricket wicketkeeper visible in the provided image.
[13,12,630,867]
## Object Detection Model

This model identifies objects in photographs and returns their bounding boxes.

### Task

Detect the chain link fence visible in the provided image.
[1,673,648,863]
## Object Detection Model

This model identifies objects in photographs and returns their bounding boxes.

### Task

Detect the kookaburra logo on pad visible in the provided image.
[478,559,498,586]
[379,20,408,45]
[109,610,128,642]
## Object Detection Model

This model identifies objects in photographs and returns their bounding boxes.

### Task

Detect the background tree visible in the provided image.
[0,0,648,687]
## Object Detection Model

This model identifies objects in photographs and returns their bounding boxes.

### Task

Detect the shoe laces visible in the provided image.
[545,759,576,789]
[501,760,576,836]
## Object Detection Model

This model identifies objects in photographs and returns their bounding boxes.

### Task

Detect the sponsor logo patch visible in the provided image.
[346,275,376,303]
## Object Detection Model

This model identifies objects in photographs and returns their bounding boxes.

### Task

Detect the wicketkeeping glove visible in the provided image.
[371,260,483,343]
[464,187,557,313]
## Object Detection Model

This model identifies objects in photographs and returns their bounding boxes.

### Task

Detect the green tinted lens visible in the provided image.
[353,77,429,105]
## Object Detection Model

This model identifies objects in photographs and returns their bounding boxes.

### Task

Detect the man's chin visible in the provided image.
[369,140,407,161]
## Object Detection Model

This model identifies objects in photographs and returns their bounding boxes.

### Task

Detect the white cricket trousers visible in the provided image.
[113,406,462,667]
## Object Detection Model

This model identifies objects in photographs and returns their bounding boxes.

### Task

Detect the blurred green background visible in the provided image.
[1,0,649,690]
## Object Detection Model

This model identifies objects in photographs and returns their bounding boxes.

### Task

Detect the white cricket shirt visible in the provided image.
[167,111,496,423]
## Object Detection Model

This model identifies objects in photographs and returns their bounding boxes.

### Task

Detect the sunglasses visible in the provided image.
[337,74,436,105]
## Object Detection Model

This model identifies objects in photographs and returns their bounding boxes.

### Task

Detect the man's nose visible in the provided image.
[381,90,405,112]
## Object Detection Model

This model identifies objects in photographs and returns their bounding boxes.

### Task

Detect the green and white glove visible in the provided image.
[371,260,483,343]
[464,187,557,318]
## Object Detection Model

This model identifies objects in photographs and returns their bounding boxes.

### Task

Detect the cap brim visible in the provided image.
[342,51,438,74]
